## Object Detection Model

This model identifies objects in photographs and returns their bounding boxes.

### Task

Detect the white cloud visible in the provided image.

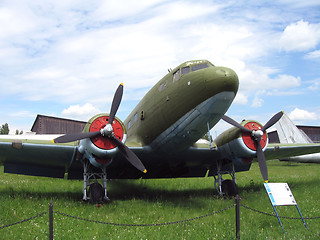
[288,108,318,121]
[62,103,101,121]
[234,93,248,105]
[0,1,302,104]
[272,74,301,88]
[307,79,320,91]
[266,90,303,96]
[277,0,320,8]
[251,92,265,108]
[93,0,164,22]
[279,20,320,52]
[236,66,301,103]
[305,50,320,59]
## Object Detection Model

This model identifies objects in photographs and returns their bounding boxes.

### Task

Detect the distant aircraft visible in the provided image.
[274,112,320,163]
[1,60,320,202]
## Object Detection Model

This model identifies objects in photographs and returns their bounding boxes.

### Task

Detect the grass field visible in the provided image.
[0,161,319,239]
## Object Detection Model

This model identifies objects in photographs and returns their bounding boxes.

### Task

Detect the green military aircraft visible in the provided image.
[1,60,320,202]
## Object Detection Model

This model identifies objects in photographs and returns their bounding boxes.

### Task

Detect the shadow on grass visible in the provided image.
[1,179,223,208]
[238,180,263,193]
[1,187,83,202]
[109,180,218,200]
[2,175,318,206]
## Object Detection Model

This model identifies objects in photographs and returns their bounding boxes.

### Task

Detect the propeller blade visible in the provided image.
[108,83,124,124]
[222,115,252,133]
[255,140,268,182]
[111,137,147,173]
[52,131,100,143]
[261,111,284,132]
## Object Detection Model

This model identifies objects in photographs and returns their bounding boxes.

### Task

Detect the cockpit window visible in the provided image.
[191,63,208,72]
[173,69,180,82]
[181,66,190,75]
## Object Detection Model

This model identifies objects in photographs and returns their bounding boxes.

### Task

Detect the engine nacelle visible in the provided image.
[78,113,127,168]
[214,120,268,166]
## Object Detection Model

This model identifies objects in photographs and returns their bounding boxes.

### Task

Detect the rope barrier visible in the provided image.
[240,204,320,220]
[0,211,48,230]
[1,203,319,231]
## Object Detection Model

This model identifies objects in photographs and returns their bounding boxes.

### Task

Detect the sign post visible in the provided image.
[264,183,308,234]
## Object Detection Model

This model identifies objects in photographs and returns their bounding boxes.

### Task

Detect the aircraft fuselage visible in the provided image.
[124,60,239,153]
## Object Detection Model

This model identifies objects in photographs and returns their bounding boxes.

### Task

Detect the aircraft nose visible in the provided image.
[204,66,239,94]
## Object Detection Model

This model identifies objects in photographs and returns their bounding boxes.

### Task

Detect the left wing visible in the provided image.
[0,138,77,178]
[265,143,320,160]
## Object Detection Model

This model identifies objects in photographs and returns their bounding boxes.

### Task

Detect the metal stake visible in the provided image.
[49,203,53,240]
[235,195,240,239]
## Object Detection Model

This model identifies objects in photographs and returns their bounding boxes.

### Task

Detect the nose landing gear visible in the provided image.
[214,161,238,197]
[82,160,110,203]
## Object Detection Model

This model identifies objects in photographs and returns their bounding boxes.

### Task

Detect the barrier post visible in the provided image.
[235,195,240,239]
[49,203,53,240]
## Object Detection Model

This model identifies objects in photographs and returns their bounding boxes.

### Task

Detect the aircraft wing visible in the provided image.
[2,136,320,180]
[0,140,77,178]
[0,138,224,180]
[265,143,320,160]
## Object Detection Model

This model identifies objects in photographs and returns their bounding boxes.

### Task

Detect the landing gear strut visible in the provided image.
[214,160,238,197]
[82,159,109,203]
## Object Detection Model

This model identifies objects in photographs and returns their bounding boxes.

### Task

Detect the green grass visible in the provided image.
[0,161,319,239]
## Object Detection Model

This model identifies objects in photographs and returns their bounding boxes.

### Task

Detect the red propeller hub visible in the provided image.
[242,121,267,151]
[89,115,124,150]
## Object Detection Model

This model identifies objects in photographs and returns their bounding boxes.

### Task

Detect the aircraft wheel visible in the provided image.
[89,182,104,203]
[221,179,238,198]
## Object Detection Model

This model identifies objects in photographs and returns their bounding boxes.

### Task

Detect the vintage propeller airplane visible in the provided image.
[1,59,320,202]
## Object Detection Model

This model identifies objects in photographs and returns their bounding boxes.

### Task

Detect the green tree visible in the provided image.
[0,123,9,134]
[15,129,23,135]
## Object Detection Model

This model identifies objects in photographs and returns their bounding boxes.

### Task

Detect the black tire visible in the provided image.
[89,182,104,203]
[221,179,238,197]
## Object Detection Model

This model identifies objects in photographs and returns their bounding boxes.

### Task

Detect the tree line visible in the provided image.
[0,123,23,135]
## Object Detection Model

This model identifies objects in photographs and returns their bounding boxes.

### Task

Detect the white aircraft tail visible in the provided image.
[275,113,313,144]
[275,113,320,163]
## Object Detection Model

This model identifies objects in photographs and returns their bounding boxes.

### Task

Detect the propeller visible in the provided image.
[52,83,147,173]
[222,111,284,182]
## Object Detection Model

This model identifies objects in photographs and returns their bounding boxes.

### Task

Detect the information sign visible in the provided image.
[264,183,296,206]
[263,182,308,233]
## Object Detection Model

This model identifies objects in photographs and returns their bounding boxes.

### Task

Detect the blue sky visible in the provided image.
[0,0,320,136]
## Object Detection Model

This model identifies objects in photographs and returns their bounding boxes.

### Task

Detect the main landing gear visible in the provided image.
[82,160,110,203]
[214,160,238,198]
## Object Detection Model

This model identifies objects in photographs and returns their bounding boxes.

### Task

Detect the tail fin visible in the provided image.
[275,112,313,144]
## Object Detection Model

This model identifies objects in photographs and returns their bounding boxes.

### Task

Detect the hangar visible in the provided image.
[31,114,86,134]
[269,125,320,143]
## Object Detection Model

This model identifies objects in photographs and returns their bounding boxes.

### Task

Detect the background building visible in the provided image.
[31,114,86,134]
[269,125,320,143]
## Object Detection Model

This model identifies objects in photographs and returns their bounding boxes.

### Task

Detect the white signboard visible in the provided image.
[264,183,296,206]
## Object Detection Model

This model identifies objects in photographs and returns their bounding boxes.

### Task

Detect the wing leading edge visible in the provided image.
[265,143,320,160]
[0,142,77,178]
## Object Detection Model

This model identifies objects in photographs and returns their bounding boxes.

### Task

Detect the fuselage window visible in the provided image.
[181,66,190,75]
[191,63,208,72]
[134,113,138,122]
[128,120,131,129]
[173,69,180,82]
